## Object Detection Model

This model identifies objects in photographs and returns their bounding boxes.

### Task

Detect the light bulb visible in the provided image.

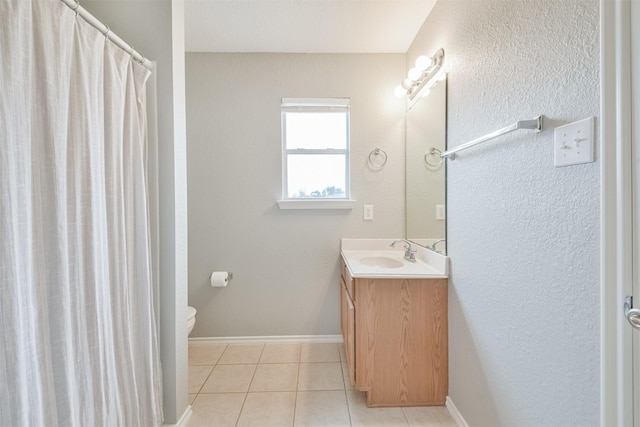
[394,85,407,98]
[415,55,433,71]
[401,78,413,90]
[407,67,422,81]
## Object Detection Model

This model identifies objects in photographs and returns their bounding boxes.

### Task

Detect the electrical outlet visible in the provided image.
[363,205,374,221]
[554,117,595,167]
[436,204,445,220]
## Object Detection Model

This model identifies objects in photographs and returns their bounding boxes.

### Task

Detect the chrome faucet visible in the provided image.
[390,239,417,263]
[430,239,446,253]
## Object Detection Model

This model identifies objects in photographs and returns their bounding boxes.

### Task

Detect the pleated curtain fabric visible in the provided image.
[0,0,163,425]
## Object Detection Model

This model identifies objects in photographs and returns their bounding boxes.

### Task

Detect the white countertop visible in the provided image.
[341,239,449,279]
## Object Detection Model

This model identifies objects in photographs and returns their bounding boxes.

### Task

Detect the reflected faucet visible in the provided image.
[430,239,446,253]
[390,239,417,263]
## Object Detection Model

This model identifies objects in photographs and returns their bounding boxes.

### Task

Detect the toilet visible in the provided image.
[187,306,197,336]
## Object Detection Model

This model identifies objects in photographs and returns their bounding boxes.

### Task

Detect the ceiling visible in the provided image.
[184,0,437,53]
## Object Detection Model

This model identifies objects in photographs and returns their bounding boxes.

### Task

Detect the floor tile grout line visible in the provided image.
[343,388,353,427]
[401,406,411,426]
[194,364,215,395]
[292,342,302,427]
[191,341,227,395]
[191,343,224,402]
[234,343,264,427]
[233,363,258,421]
[338,345,354,427]
[233,392,249,427]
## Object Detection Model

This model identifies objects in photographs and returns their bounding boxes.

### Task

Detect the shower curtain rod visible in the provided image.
[59,0,153,71]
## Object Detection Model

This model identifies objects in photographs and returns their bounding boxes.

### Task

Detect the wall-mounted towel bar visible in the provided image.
[440,115,542,160]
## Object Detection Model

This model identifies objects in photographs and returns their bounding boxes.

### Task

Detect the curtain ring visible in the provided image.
[127,46,139,63]
[368,148,388,169]
[71,0,80,16]
[424,147,444,167]
[128,47,145,66]
[103,25,110,41]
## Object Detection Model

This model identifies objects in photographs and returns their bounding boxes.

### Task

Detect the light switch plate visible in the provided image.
[363,205,374,221]
[554,117,595,167]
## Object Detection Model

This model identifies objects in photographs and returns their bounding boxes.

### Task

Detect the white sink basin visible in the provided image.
[359,256,404,269]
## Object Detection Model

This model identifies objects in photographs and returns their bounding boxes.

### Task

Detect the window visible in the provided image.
[278,98,354,209]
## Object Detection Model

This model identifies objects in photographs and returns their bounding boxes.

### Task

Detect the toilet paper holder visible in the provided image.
[210,271,233,287]
[210,271,233,279]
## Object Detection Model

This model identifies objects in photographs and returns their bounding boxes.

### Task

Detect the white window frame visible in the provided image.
[277,97,355,210]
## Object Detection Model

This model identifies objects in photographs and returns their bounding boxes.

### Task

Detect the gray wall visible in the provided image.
[81,1,189,423]
[186,53,405,337]
[408,1,600,426]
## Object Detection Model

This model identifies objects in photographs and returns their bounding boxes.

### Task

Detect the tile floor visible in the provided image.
[188,342,457,427]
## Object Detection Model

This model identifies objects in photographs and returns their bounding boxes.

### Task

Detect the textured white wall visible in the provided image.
[408,1,600,426]
[186,53,406,337]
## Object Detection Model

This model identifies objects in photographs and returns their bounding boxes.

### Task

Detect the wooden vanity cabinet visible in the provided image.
[339,257,448,407]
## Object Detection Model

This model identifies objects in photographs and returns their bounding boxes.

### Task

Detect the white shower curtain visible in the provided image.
[0,0,163,425]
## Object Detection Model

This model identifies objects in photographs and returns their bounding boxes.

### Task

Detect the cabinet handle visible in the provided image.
[624,296,640,330]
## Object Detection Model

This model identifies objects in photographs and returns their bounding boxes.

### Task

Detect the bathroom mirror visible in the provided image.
[405,77,447,254]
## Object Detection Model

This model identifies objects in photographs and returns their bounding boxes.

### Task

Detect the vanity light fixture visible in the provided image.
[395,48,445,100]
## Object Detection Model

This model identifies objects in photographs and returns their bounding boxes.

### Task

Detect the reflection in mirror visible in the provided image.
[405,77,446,254]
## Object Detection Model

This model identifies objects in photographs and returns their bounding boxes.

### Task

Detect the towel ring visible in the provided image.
[368,148,388,168]
[424,147,443,167]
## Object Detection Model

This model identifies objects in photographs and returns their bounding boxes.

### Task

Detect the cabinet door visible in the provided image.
[346,289,356,387]
[340,279,356,387]
[356,278,448,406]
[340,258,354,300]
[340,277,348,343]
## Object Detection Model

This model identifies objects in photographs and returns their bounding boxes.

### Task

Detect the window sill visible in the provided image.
[277,199,356,210]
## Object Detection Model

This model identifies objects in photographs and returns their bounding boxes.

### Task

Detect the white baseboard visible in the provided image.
[189,334,343,345]
[190,335,343,344]
[446,396,469,427]
[163,405,192,427]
